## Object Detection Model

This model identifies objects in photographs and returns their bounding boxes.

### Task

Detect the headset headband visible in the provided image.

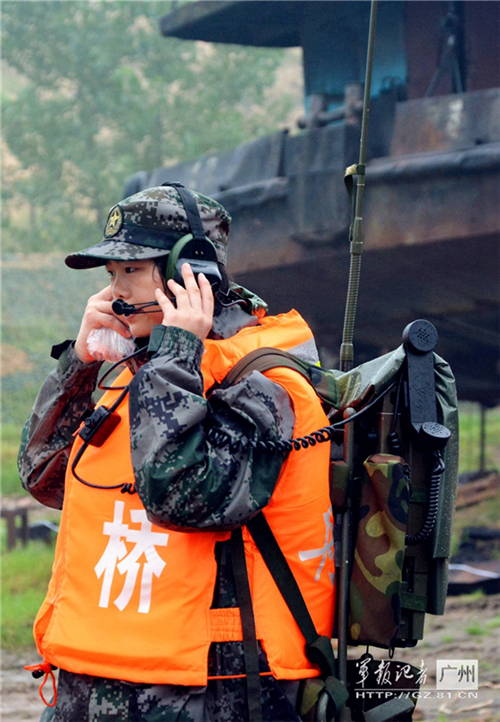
[162,182,206,243]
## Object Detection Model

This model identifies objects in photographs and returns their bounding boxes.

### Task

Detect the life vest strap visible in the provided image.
[231,527,263,722]
[24,662,57,707]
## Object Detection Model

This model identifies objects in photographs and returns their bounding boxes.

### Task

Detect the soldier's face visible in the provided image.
[106,260,165,338]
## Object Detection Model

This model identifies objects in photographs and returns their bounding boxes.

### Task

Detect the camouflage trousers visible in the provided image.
[39,643,302,722]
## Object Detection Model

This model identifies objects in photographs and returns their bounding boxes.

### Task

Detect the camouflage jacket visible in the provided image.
[18,305,313,721]
[18,305,296,529]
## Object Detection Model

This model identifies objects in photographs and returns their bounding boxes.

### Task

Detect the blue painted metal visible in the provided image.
[302,2,406,102]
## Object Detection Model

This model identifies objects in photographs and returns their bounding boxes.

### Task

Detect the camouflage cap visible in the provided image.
[65,185,231,270]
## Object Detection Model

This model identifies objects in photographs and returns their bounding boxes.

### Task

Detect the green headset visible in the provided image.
[161,182,222,293]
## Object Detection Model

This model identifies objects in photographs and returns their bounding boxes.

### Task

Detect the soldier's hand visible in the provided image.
[74,286,132,364]
[155,263,214,341]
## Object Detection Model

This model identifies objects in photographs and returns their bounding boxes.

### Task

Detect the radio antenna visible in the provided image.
[339,0,379,372]
[336,4,379,713]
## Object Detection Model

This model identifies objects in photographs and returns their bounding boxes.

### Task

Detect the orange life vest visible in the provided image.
[34,310,335,685]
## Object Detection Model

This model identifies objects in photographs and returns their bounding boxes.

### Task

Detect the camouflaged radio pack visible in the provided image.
[225,320,458,655]
[221,319,458,722]
[330,320,458,655]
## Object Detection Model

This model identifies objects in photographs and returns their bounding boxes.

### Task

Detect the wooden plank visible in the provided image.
[1,496,39,551]
[456,474,500,509]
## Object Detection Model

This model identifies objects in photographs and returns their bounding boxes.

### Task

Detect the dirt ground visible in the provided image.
[370,592,500,722]
[2,594,498,722]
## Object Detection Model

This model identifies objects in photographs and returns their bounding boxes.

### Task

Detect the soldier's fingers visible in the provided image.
[155,287,176,315]
[75,308,132,362]
[94,311,132,337]
[180,263,203,309]
[93,298,117,315]
[164,277,187,307]
[197,273,214,317]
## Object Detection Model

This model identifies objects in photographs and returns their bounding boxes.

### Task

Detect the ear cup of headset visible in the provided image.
[166,234,222,292]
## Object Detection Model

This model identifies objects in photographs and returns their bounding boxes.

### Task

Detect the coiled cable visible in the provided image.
[405,450,445,546]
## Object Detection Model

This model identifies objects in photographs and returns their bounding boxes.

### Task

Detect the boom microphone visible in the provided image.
[112,299,160,316]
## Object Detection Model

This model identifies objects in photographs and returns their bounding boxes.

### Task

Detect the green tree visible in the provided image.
[1,1,295,252]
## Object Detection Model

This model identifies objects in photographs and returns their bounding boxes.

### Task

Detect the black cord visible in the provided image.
[405,450,444,545]
[98,345,145,390]
[71,385,136,492]
[216,288,250,311]
[209,379,398,455]
[71,341,146,490]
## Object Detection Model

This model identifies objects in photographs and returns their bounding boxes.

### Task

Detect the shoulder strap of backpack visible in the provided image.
[207,347,341,411]
[247,512,334,675]
[246,512,349,715]
[207,347,311,396]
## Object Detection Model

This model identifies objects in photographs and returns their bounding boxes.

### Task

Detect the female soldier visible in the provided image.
[18,184,335,722]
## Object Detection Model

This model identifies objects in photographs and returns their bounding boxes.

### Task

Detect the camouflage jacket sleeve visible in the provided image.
[130,325,295,531]
[17,344,102,509]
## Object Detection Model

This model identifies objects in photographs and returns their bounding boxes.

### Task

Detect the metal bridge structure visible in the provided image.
[126,1,500,406]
